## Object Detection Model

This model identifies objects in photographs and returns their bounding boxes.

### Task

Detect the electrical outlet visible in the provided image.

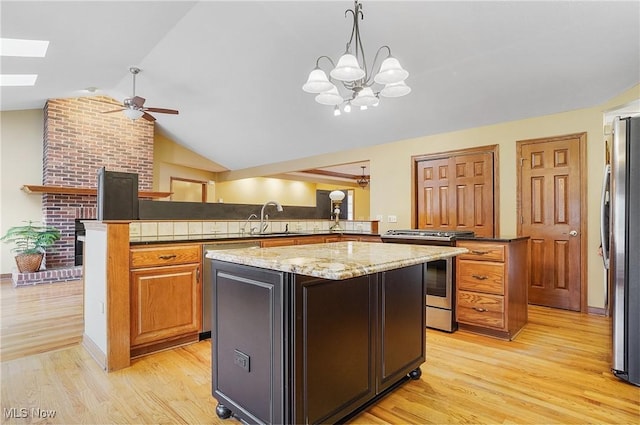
[387,215,397,223]
[375,215,383,221]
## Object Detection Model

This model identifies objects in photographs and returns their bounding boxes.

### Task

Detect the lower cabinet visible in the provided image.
[129,244,201,357]
[210,262,425,425]
[455,238,529,340]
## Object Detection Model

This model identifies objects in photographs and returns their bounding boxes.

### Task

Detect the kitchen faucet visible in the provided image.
[260,201,283,234]
[241,213,258,235]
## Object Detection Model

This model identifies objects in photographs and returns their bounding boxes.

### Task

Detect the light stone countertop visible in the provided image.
[206,241,468,280]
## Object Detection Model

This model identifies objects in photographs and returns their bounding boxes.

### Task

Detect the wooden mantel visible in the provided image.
[21,185,171,199]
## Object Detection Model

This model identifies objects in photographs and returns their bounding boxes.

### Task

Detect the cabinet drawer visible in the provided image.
[131,245,200,268]
[457,290,504,329]
[457,241,505,262]
[457,260,505,295]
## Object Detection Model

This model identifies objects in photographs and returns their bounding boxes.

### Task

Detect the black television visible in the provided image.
[96,167,139,220]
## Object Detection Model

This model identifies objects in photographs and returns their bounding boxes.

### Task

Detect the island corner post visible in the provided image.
[206,242,467,424]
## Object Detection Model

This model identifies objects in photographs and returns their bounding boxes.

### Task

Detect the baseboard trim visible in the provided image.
[82,333,106,371]
[587,306,606,316]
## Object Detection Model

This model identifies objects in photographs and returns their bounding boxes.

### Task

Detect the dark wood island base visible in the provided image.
[206,242,467,425]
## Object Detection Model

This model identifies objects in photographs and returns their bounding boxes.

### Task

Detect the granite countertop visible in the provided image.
[206,241,468,280]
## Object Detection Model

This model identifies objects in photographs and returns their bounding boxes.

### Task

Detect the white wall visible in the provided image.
[0,110,44,274]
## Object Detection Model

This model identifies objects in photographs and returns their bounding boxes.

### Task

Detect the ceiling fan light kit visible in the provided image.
[303,1,410,115]
[101,66,179,121]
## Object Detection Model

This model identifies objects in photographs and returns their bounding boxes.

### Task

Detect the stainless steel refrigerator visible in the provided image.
[601,115,640,386]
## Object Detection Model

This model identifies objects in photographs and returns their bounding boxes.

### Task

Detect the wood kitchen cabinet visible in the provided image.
[129,244,201,357]
[455,237,529,340]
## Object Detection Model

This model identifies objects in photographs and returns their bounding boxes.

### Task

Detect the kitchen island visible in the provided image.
[206,241,467,424]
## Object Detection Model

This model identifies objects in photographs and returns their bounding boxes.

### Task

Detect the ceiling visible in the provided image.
[2,1,639,176]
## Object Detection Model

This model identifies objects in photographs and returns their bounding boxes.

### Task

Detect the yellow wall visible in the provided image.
[214,179,370,221]
[0,110,45,273]
[215,177,316,206]
[154,132,218,201]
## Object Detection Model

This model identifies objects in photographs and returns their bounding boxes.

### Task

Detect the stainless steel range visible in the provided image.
[381,229,475,332]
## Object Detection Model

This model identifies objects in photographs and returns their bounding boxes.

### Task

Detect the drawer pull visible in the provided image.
[471,250,490,255]
[158,254,177,260]
[473,307,488,312]
[471,274,488,280]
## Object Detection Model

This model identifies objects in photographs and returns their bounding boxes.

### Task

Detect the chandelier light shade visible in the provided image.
[330,54,366,82]
[303,1,410,115]
[351,86,377,107]
[374,57,409,85]
[356,165,370,188]
[380,80,412,98]
[315,86,343,106]
[302,68,334,93]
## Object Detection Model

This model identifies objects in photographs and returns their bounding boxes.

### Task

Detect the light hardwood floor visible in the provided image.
[1,278,638,424]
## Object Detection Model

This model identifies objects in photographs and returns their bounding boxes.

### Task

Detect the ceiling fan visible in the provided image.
[102,67,179,121]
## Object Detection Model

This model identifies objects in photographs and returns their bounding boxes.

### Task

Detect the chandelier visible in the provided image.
[302,1,410,116]
[356,166,370,188]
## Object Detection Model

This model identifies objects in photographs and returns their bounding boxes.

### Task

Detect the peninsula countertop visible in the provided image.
[205,241,468,280]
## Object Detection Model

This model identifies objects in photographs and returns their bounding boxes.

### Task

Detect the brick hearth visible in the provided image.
[12,266,83,287]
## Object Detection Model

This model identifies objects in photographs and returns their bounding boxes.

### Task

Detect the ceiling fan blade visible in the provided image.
[144,107,179,115]
[132,96,146,108]
[102,108,125,114]
[142,112,156,122]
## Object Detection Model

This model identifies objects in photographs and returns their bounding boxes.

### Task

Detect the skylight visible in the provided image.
[0,38,49,86]
[0,74,38,86]
[0,38,49,57]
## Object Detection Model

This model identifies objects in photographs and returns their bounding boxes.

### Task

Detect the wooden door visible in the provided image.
[417,158,451,230]
[416,151,495,237]
[518,134,585,311]
[450,153,494,237]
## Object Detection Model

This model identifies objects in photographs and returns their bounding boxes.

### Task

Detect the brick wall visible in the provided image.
[42,96,154,268]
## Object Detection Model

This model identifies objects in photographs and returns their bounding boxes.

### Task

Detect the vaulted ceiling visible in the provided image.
[2,1,639,175]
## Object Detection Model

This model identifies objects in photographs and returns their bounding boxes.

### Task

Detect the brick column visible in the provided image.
[42,96,154,268]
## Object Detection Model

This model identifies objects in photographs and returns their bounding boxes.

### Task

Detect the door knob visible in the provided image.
[569,230,578,237]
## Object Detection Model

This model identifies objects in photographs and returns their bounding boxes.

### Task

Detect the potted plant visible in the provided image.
[1,221,61,273]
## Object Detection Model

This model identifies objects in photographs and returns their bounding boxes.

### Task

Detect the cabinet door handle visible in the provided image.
[158,254,177,260]
[196,267,200,283]
[473,307,488,312]
[471,250,490,255]
[471,274,488,280]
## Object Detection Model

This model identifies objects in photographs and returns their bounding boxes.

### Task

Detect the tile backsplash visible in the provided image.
[129,219,374,240]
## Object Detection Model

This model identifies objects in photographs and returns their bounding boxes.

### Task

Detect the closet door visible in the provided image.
[416,149,495,237]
